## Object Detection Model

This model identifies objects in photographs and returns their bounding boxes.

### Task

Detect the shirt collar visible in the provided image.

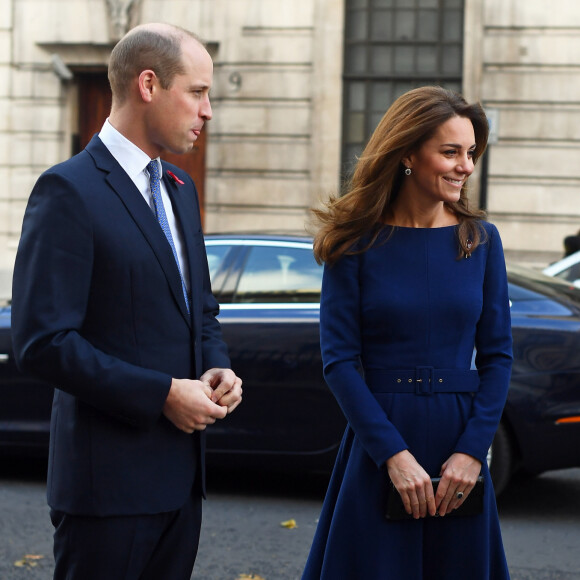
[98,119,163,180]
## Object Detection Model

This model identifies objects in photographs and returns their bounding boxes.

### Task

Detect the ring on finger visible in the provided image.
[456,491,464,500]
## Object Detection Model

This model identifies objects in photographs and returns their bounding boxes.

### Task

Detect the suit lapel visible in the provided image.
[86,136,192,327]
[163,170,201,327]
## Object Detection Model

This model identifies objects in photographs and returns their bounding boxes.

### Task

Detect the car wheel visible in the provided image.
[487,422,512,496]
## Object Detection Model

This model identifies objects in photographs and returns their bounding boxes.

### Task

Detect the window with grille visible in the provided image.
[342,0,465,179]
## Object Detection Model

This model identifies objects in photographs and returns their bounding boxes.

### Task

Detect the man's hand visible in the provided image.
[200,368,242,413]
[386,449,437,519]
[163,378,227,433]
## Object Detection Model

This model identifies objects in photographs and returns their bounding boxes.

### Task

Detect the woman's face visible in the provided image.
[404,115,476,205]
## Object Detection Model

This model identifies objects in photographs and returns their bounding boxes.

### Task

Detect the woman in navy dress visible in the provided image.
[302,87,513,579]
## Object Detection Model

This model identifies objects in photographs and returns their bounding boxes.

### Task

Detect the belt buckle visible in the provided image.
[415,366,434,395]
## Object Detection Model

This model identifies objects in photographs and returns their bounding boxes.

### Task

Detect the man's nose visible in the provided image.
[201,96,212,121]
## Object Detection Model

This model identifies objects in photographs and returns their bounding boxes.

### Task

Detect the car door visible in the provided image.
[0,305,53,451]
[204,239,345,465]
[507,274,580,474]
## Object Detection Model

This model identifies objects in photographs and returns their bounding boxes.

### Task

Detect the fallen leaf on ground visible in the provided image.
[280,518,297,529]
[236,575,266,580]
[14,554,44,567]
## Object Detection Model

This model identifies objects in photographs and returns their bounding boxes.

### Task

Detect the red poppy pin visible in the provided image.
[166,170,185,185]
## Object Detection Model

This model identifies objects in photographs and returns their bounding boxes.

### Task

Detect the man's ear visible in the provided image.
[138,70,156,103]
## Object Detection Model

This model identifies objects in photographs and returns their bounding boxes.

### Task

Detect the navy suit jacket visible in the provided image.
[11,135,230,516]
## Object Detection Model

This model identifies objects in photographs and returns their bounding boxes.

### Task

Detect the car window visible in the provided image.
[234,245,322,303]
[508,282,573,316]
[554,261,580,283]
[508,264,580,307]
[508,282,546,303]
[206,245,232,284]
[507,264,580,316]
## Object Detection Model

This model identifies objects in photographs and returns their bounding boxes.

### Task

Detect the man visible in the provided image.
[11,23,242,579]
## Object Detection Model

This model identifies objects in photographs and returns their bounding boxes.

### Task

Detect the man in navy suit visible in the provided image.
[11,22,242,579]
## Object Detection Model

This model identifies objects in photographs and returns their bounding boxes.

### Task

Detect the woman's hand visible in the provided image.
[435,452,482,516]
[386,450,437,519]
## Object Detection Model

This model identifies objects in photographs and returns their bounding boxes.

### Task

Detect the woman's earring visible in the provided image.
[404,167,412,176]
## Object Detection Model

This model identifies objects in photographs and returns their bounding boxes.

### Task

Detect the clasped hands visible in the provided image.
[386,449,482,519]
[163,368,243,433]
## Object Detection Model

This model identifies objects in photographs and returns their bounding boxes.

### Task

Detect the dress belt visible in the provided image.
[364,367,479,395]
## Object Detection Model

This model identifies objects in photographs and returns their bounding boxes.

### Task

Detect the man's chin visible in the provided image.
[165,142,196,156]
[182,138,197,152]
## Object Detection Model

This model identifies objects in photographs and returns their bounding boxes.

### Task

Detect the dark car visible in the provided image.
[493,264,580,493]
[0,303,53,454]
[204,236,343,473]
[2,235,580,495]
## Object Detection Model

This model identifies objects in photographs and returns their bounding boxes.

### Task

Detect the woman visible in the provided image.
[302,87,513,579]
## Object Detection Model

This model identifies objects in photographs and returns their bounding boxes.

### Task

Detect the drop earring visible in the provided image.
[404,167,412,176]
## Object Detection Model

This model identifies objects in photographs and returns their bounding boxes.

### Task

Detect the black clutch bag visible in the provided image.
[384,476,484,521]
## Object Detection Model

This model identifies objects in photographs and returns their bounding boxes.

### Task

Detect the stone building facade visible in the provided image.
[0,0,578,297]
[465,0,580,264]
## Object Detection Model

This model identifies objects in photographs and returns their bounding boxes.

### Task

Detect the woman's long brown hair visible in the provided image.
[312,86,489,265]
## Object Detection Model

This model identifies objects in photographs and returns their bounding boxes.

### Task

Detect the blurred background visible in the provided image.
[1,0,579,300]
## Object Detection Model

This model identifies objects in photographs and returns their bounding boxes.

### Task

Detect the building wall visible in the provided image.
[198,0,343,235]
[2,0,579,300]
[0,0,344,298]
[466,0,580,264]
[0,0,14,295]
[0,0,114,298]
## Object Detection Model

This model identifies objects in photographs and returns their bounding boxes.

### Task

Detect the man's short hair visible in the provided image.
[108,25,202,103]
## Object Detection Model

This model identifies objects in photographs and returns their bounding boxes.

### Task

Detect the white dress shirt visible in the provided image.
[98,119,190,292]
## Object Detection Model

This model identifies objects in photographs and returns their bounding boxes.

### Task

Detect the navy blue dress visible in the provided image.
[302,223,513,579]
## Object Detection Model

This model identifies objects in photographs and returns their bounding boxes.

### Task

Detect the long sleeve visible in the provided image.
[320,252,409,469]
[454,225,513,462]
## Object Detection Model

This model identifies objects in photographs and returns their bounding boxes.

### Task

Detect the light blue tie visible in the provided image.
[147,160,190,315]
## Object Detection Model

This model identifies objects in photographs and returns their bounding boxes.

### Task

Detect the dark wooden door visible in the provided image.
[76,72,207,222]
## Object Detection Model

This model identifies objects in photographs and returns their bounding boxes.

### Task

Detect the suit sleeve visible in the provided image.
[12,171,172,428]
[186,171,231,373]
[320,252,409,469]
[454,224,513,462]
[199,253,231,372]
